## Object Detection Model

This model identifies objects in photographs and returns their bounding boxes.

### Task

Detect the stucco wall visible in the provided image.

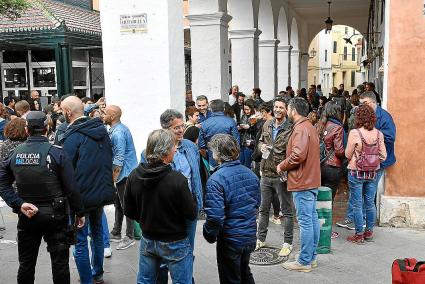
[385,0,425,197]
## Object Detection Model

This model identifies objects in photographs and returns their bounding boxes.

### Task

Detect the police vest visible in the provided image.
[10,141,63,203]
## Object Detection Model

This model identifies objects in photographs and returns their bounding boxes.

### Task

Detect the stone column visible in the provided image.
[258,39,279,101]
[100,0,185,155]
[299,53,309,89]
[290,49,300,89]
[187,12,232,101]
[228,29,261,96]
[277,45,291,92]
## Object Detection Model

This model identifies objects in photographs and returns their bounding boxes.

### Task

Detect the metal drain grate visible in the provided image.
[250,247,288,266]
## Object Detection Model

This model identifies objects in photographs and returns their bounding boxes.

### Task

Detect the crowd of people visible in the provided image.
[0,82,395,283]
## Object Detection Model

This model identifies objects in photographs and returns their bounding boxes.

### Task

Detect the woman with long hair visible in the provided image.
[317,101,345,201]
[345,105,386,244]
[238,99,257,168]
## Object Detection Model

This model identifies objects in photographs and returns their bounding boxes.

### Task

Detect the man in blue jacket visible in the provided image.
[203,134,260,283]
[198,99,240,171]
[60,96,115,284]
[337,91,396,230]
[140,109,203,284]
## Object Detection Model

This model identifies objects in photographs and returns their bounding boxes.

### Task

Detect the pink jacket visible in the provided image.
[345,127,387,170]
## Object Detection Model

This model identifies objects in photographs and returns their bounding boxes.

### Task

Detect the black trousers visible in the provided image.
[216,239,255,284]
[17,207,69,284]
[321,164,343,201]
[112,178,134,238]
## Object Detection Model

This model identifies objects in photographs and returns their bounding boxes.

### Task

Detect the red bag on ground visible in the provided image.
[392,258,425,284]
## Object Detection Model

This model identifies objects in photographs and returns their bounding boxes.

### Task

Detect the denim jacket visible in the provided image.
[109,122,138,183]
[141,139,203,212]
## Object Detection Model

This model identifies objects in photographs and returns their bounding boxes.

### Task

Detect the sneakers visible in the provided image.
[116,236,135,250]
[104,247,112,258]
[364,230,374,241]
[278,243,293,257]
[347,233,365,244]
[109,232,122,243]
[270,215,282,225]
[255,240,266,250]
[295,254,317,269]
[336,219,355,230]
[282,261,312,273]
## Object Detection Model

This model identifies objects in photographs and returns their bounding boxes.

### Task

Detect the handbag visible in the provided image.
[392,258,425,284]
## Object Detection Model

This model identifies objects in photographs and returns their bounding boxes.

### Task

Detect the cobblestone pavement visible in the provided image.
[1,204,424,284]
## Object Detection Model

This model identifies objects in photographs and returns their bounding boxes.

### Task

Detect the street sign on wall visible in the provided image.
[120,14,148,34]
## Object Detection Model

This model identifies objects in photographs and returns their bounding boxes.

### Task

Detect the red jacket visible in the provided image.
[322,120,345,168]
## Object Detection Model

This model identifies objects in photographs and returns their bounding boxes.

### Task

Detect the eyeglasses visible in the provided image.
[170,125,185,131]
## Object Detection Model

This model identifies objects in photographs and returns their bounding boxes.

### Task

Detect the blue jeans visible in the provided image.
[101,211,110,248]
[88,210,110,249]
[73,207,104,284]
[292,189,320,266]
[239,147,253,168]
[348,173,379,233]
[157,219,197,283]
[138,237,193,284]
[346,169,384,221]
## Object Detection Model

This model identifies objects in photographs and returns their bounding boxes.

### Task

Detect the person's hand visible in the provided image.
[276,165,282,175]
[261,144,269,153]
[76,216,85,229]
[96,97,106,108]
[242,124,250,130]
[20,203,38,218]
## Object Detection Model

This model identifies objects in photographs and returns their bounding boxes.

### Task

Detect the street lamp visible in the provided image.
[325,1,333,34]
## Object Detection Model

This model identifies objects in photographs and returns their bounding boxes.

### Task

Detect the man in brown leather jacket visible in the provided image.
[277,97,321,273]
[256,97,294,258]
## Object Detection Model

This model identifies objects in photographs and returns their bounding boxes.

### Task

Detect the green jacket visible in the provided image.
[258,118,293,178]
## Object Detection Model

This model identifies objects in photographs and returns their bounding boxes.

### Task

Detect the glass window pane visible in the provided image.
[31,49,55,62]
[3,68,27,88]
[33,67,56,87]
[3,51,27,63]
[73,67,87,87]
[91,68,104,86]
[72,50,87,62]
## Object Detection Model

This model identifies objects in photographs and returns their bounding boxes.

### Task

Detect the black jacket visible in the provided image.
[124,163,197,242]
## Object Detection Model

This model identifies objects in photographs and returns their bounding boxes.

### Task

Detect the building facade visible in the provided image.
[0,0,104,102]
[100,0,425,228]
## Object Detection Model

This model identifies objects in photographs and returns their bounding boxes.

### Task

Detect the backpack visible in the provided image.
[392,258,425,284]
[319,125,338,164]
[354,129,380,172]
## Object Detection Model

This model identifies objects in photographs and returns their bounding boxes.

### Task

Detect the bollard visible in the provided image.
[316,186,332,254]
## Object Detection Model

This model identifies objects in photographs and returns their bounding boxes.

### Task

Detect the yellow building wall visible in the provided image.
[331,25,362,92]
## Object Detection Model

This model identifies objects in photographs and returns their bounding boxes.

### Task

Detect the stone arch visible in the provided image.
[277,6,289,45]
[258,0,274,40]
[290,17,299,49]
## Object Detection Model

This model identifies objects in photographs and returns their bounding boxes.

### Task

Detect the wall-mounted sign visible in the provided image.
[120,14,148,34]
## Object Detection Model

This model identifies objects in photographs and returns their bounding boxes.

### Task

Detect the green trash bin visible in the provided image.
[316,186,332,254]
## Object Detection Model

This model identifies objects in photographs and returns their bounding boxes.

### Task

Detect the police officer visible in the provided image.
[0,111,85,284]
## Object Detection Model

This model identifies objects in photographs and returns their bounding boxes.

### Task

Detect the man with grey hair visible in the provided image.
[198,99,240,171]
[125,129,197,284]
[141,109,202,284]
[203,133,260,283]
